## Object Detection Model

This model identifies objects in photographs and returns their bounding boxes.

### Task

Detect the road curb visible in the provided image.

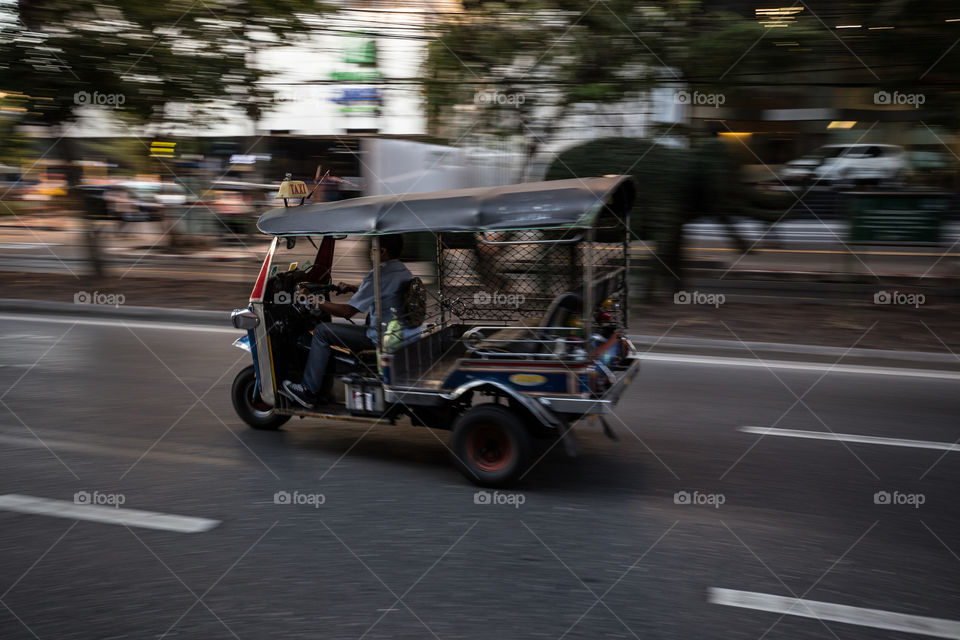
[1,298,956,370]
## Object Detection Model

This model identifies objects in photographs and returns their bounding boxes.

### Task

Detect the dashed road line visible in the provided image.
[0,494,219,533]
[709,587,960,639]
[639,353,960,381]
[738,426,959,452]
[0,433,245,467]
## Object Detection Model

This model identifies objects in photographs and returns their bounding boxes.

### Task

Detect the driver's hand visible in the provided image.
[294,284,313,305]
[336,282,358,295]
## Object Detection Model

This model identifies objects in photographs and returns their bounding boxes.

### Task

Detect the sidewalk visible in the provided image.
[0,212,269,265]
[3,212,959,280]
[2,214,959,354]
[632,241,960,282]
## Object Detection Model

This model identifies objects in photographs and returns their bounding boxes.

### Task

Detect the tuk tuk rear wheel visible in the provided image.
[231,365,290,431]
[451,404,530,487]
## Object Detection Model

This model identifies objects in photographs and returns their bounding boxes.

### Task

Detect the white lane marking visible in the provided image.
[0,494,218,533]
[638,353,960,381]
[2,314,957,380]
[739,426,959,452]
[0,313,237,334]
[0,433,244,467]
[0,242,59,249]
[709,588,960,639]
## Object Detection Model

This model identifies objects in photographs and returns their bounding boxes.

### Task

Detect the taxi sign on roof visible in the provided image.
[276,179,309,199]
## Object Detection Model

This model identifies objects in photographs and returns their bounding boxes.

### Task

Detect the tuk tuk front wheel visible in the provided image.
[231,365,290,431]
[451,404,531,487]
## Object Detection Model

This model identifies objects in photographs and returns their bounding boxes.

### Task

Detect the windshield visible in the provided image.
[269,235,376,287]
[809,146,848,160]
[269,236,322,279]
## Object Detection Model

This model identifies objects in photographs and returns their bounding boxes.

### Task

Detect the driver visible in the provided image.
[279,234,411,408]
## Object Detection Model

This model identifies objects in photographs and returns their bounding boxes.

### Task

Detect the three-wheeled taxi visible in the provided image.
[230,175,640,486]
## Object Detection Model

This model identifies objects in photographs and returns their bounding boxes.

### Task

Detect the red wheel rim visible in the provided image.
[466,423,513,472]
[248,383,271,412]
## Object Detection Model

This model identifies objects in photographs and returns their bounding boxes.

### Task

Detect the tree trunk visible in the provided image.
[521,103,570,182]
[60,134,107,279]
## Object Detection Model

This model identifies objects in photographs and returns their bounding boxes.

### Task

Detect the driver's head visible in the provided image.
[374,234,404,261]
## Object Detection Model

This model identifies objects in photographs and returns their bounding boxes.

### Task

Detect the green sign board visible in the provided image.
[329,35,383,117]
[338,105,380,114]
[846,192,951,244]
[343,38,377,65]
[330,70,383,82]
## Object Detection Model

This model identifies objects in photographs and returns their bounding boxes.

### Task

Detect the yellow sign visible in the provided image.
[277,180,309,198]
[150,141,176,158]
[509,374,547,387]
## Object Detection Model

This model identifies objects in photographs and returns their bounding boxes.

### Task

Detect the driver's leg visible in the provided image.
[312,323,374,398]
[283,324,372,408]
[300,327,333,399]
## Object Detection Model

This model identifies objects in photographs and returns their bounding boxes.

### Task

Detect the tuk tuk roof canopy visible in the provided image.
[256,175,635,236]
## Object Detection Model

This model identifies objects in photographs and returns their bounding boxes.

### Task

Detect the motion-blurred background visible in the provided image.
[1,1,959,347]
[3,4,960,640]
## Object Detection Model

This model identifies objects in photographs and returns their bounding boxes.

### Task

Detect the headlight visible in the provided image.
[231,308,260,330]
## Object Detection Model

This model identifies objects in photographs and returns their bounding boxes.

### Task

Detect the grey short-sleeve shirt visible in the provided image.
[348,258,413,342]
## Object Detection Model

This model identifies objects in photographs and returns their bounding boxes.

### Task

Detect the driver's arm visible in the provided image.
[337,281,358,294]
[327,271,373,321]
[316,300,360,319]
[296,283,361,319]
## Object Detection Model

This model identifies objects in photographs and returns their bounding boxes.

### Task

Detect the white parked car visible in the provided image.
[782,144,906,186]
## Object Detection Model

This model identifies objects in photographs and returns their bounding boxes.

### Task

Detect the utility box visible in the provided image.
[844,191,953,244]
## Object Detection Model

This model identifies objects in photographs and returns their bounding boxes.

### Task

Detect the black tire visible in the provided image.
[450,404,531,487]
[231,365,290,430]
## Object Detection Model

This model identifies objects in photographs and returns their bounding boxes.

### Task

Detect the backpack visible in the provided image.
[397,276,427,330]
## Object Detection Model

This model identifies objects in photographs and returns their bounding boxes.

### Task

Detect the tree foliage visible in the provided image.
[423,2,831,150]
[424,0,960,153]
[545,135,792,294]
[0,0,332,276]
[1,0,330,129]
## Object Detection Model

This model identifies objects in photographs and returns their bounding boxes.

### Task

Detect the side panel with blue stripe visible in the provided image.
[235,331,263,392]
[247,330,264,392]
[442,369,571,394]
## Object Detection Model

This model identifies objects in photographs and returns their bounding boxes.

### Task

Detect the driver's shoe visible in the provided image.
[280,380,316,408]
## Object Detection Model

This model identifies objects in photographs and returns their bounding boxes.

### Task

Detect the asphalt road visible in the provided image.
[1,313,959,639]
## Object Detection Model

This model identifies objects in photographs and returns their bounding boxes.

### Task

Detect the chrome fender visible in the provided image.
[444,380,562,431]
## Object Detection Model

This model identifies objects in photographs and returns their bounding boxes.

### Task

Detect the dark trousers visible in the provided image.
[301,323,374,395]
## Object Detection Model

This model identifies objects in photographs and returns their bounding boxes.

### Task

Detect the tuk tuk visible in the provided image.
[230,175,640,487]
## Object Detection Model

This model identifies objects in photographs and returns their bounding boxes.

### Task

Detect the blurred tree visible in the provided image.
[426,0,960,169]
[5,0,331,126]
[834,0,960,125]
[0,110,31,168]
[423,1,829,175]
[0,0,330,276]
[544,137,686,297]
[423,0,667,176]
[545,136,791,297]
[78,138,155,175]
[431,0,960,298]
